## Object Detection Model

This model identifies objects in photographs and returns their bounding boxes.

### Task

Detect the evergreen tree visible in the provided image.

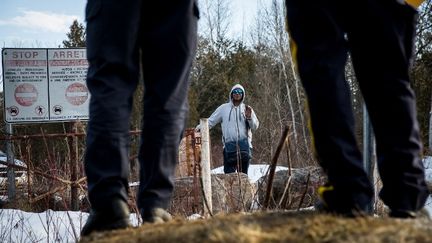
[62,20,86,48]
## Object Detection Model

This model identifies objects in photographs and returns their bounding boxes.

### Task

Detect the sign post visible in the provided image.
[6,123,16,200]
[363,104,376,214]
[200,118,213,217]
[429,95,432,153]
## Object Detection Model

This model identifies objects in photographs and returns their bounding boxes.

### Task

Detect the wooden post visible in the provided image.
[263,125,290,209]
[200,118,213,216]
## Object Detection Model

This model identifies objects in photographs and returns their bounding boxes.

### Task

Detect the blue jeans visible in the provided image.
[223,139,251,174]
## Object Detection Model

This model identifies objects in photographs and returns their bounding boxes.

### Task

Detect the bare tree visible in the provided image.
[414,1,432,153]
[254,0,311,165]
[418,1,432,153]
[415,0,432,57]
[200,0,232,46]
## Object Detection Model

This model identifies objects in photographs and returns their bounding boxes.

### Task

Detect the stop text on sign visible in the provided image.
[12,51,40,59]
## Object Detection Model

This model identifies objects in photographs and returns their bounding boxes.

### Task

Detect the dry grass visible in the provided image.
[80,211,432,243]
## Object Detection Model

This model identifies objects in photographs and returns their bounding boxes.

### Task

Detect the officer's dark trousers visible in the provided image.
[285,0,429,212]
[84,0,198,212]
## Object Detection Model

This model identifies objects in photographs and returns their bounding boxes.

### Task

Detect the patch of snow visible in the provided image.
[187,214,203,220]
[298,206,315,211]
[423,156,432,183]
[0,210,142,243]
[211,164,288,183]
[129,181,140,187]
[423,156,432,168]
[0,209,86,242]
[425,196,432,216]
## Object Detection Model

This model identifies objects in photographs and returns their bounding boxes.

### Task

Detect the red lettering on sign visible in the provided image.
[5,60,46,67]
[49,59,88,66]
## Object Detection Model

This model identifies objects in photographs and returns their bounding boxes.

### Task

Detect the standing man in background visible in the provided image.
[196,84,259,174]
[284,0,429,217]
[81,0,199,236]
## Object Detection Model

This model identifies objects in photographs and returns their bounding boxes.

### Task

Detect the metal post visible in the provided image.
[68,122,79,211]
[429,94,432,153]
[6,123,16,201]
[363,104,375,214]
[200,118,212,216]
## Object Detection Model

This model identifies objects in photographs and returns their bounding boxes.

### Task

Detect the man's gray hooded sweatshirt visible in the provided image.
[201,84,259,151]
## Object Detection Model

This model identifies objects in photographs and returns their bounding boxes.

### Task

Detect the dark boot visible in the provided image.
[141,208,172,224]
[81,199,131,236]
[389,208,430,219]
[315,183,370,217]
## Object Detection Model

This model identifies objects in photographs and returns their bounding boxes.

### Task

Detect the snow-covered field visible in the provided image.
[0,159,431,242]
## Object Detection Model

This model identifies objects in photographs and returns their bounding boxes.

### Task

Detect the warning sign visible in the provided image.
[2,48,89,123]
[2,49,49,122]
[48,49,89,121]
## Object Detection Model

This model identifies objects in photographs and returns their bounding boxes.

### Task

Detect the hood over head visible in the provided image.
[229,84,245,104]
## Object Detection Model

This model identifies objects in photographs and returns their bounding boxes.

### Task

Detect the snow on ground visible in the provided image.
[424,156,432,182]
[0,160,431,242]
[0,210,141,243]
[211,164,288,183]
[423,156,432,216]
[0,209,87,242]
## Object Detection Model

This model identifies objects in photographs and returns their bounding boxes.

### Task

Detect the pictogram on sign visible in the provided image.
[53,105,63,115]
[35,105,46,116]
[7,106,19,116]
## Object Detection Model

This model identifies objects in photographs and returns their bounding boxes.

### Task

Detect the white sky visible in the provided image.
[0,0,270,92]
[0,0,265,48]
[0,0,86,48]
